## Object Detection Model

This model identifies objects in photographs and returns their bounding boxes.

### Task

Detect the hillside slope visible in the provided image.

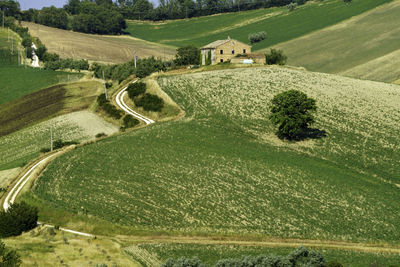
[32,67,400,244]
[126,0,392,51]
[22,22,176,64]
[272,1,400,83]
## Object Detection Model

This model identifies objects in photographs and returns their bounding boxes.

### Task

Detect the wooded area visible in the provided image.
[1,0,308,35]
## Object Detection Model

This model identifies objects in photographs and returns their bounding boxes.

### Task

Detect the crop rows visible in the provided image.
[34,67,400,243]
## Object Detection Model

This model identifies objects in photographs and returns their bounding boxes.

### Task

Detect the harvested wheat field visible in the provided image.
[22,22,176,64]
[32,67,400,244]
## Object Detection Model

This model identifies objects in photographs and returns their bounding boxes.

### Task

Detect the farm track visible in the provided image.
[115,80,155,125]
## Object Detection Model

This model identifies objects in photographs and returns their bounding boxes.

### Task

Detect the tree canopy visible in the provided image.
[270,90,317,140]
[174,45,200,66]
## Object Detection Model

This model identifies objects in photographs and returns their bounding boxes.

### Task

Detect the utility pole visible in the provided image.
[50,122,53,152]
[134,50,137,68]
[11,37,13,54]
[102,70,107,99]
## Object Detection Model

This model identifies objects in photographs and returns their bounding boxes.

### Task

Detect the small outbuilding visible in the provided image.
[201,37,251,65]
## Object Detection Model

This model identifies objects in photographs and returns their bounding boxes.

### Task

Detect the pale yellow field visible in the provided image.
[4,226,138,267]
[22,22,176,64]
[268,1,400,83]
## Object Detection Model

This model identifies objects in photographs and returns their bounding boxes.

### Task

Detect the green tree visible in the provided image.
[265,48,287,65]
[175,45,200,65]
[38,6,68,29]
[0,240,21,266]
[270,90,317,140]
[0,202,38,238]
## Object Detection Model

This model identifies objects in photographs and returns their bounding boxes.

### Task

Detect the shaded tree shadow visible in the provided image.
[297,127,327,141]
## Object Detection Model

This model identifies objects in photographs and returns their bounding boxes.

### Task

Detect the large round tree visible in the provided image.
[270,90,317,140]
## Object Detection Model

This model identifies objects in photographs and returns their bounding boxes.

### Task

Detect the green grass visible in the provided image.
[273,1,400,83]
[32,67,400,244]
[126,0,392,50]
[126,243,400,267]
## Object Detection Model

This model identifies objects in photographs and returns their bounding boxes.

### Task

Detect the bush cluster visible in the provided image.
[40,139,79,153]
[127,82,146,98]
[265,48,287,65]
[97,93,122,119]
[123,115,140,128]
[0,202,38,238]
[44,58,89,71]
[248,31,267,44]
[174,45,200,66]
[162,246,334,267]
[134,93,164,112]
[92,57,166,83]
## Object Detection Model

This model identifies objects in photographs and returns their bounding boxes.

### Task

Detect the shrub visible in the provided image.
[40,147,51,153]
[0,240,21,266]
[287,2,298,11]
[95,133,107,138]
[265,48,287,65]
[134,93,164,112]
[162,257,206,267]
[0,202,38,238]
[103,103,122,119]
[123,115,140,128]
[270,90,317,140]
[174,45,200,66]
[97,93,108,106]
[248,31,266,44]
[127,82,146,99]
[206,50,211,65]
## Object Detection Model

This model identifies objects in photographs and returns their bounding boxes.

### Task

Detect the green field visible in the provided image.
[126,0,392,50]
[32,67,400,244]
[126,243,400,267]
[273,1,400,83]
[0,28,82,105]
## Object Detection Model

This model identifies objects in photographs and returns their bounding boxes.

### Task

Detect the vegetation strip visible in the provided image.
[115,81,155,125]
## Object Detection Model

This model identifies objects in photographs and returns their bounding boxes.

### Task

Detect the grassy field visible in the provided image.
[126,0,392,51]
[31,67,400,244]
[0,110,118,171]
[0,81,104,136]
[22,22,176,64]
[272,1,400,83]
[4,226,137,267]
[126,243,400,266]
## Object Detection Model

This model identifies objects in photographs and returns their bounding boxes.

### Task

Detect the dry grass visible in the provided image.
[270,1,400,83]
[4,226,138,266]
[22,22,176,64]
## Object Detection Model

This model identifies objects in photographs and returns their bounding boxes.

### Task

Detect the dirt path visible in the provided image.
[115,80,155,125]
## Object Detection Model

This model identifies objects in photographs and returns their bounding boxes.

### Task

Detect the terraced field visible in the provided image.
[22,22,176,64]
[32,67,400,244]
[126,0,392,50]
[273,0,400,83]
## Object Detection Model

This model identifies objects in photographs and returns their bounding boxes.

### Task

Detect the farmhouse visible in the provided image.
[201,37,251,65]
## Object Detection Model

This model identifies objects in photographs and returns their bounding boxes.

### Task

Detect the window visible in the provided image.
[220,59,224,62]
[220,50,223,54]
[232,50,235,54]
[243,49,246,53]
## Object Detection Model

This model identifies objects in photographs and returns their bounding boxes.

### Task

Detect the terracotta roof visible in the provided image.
[201,37,251,49]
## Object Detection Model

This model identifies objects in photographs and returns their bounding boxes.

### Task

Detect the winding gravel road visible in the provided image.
[115,80,155,125]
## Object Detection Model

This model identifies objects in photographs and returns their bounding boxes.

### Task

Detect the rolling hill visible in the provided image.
[30,66,400,245]
[272,0,400,83]
[22,22,176,64]
[126,0,392,51]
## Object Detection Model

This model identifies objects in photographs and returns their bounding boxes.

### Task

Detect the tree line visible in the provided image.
[1,0,309,35]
